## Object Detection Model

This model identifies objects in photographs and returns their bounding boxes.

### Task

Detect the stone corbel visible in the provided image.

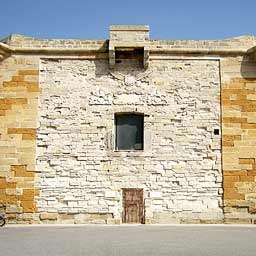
[144,46,149,69]
[247,46,256,62]
[109,43,115,69]
[0,42,11,61]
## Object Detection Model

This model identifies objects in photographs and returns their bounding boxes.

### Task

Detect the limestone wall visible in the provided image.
[36,58,222,224]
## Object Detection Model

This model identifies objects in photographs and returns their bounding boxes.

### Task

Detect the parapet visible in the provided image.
[0,26,255,64]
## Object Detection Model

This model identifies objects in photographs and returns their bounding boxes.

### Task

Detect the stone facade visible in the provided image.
[0,26,256,224]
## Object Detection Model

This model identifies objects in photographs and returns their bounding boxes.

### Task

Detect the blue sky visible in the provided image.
[1,0,256,40]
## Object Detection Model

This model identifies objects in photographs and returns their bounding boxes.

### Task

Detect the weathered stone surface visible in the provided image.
[36,58,222,223]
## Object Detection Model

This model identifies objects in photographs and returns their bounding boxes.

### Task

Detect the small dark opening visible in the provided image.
[214,129,220,135]
[115,47,144,67]
[115,113,144,150]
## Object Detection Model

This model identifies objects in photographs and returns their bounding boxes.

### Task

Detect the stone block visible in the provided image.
[19,70,39,76]
[21,201,36,213]
[149,191,163,198]
[105,191,116,198]
[40,212,58,220]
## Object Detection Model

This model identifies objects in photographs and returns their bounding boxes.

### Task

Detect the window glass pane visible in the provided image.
[116,114,143,150]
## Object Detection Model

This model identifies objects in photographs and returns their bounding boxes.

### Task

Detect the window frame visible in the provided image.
[114,113,144,151]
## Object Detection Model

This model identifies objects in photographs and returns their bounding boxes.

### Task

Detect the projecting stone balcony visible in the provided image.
[109,25,150,69]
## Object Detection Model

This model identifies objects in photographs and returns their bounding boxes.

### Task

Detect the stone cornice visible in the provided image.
[0,42,254,57]
[0,32,255,60]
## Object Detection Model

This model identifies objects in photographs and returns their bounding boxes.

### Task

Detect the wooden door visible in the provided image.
[122,188,144,224]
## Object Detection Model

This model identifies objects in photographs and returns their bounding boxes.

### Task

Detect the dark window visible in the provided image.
[115,114,144,150]
[115,47,144,67]
[214,129,220,135]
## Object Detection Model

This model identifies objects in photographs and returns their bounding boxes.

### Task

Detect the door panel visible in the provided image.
[122,188,144,224]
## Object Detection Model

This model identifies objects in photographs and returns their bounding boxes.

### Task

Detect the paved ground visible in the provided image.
[1,225,256,256]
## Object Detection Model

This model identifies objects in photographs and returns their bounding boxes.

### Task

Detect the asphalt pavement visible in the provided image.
[0,225,256,256]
